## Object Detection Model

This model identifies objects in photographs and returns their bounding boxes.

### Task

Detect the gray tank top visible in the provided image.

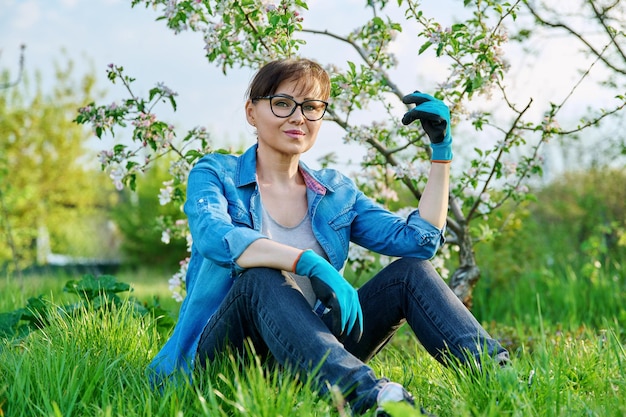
[260,205,325,307]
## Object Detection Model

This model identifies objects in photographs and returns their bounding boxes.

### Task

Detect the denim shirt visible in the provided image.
[147,144,445,381]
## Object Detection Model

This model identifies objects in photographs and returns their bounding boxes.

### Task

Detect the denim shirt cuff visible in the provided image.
[224,228,267,273]
[407,211,446,247]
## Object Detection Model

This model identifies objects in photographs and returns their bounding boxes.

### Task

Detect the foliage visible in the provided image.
[111,155,190,269]
[531,168,626,261]
[469,170,626,347]
[2,187,626,415]
[0,273,174,342]
[0,58,118,272]
[473,167,626,302]
[74,0,626,305]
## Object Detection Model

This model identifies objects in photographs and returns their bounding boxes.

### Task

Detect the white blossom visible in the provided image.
[161,230,171,244]
[169,257,189,302]
[158,180,175,205]
[108,164,126,191]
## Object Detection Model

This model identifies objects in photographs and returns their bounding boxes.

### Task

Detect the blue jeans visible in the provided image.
[196,258,509,413]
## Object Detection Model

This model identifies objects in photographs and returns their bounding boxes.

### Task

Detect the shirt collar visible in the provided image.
[235,144,258,187]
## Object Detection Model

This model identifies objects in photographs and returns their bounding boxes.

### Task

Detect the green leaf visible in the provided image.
[295,0,309,10]
[129,173,137,191]
[184,149,203,162]
[149,87,160,102]
[0,310,23,339]
[168,95,177,111]
[347,61,356,74]
[269,14,280,26]
[451,23,467,32]
[20,296,49,329]
[63,274,131,300]
[436,42,444,56]
[136,99,146,113]
[126,160,138,171]
[418,41,432,55]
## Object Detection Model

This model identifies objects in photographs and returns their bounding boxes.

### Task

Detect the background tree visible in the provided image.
[519,0,626,162]
[0,57,118,272]
[0,44,26,280]
[77,0,626,307]
[111,155,189,270]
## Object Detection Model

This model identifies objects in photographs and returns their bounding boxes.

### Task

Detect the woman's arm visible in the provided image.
[235,238,302,270]
[402,91,453,230]
[417,162,450,229]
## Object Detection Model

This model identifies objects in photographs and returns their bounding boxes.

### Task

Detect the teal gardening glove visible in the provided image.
[401,91,453,162]
[293,250,363,342]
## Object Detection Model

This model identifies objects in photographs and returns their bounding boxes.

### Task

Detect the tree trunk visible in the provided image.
[449,222,480,309]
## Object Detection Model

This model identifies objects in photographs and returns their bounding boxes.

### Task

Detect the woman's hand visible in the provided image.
[293,250,363,341]
[401,91,453,163]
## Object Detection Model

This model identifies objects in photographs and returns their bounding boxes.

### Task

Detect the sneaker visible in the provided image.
[375,382,437,417]
[375,382,414,416]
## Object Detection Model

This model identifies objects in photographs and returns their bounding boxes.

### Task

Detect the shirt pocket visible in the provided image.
[228,202,253,228]
[328,208,357,248]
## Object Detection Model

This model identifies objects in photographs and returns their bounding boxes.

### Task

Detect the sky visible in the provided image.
[0,0,617,173]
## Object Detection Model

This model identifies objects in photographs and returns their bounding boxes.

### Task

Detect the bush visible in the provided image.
[112,157,188,269]
[472,167,626,326]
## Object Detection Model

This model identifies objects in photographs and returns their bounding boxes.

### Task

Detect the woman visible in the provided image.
[148,58,509,415]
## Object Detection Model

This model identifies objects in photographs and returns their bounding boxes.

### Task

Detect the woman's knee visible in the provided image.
[394,257,433,270]
[238,267,286,286]
[237,267,300,301]
[387,257,438,280]
[239,266,280,279]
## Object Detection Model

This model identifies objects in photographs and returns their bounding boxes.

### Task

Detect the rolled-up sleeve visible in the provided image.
[350,187,446,260]
[405,209,446,256]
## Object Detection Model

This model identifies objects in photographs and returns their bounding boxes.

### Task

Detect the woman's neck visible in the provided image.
[256,146,302,186]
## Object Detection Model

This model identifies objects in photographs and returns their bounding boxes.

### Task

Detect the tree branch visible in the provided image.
[238,2,272,54]
[301,28,405,101]
[588,0,626,64]
[0,45,26,90]
[467,98,533,222]
[525,1,626,75]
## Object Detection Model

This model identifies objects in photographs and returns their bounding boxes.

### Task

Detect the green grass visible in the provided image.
[1,259,625,416]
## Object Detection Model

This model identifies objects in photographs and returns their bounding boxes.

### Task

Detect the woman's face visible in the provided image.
[246,79,325,158]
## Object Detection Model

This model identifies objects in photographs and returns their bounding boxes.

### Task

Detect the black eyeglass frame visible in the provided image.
[252,95,329,121]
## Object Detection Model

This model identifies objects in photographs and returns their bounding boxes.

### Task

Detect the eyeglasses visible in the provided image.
[253,95,328,121]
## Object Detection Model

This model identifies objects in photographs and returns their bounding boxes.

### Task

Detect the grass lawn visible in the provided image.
[1,261,625,416]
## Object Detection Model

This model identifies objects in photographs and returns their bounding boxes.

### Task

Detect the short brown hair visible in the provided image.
[246,58,331,101]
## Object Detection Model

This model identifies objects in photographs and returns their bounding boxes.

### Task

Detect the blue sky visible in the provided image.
[0,0,613,171]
